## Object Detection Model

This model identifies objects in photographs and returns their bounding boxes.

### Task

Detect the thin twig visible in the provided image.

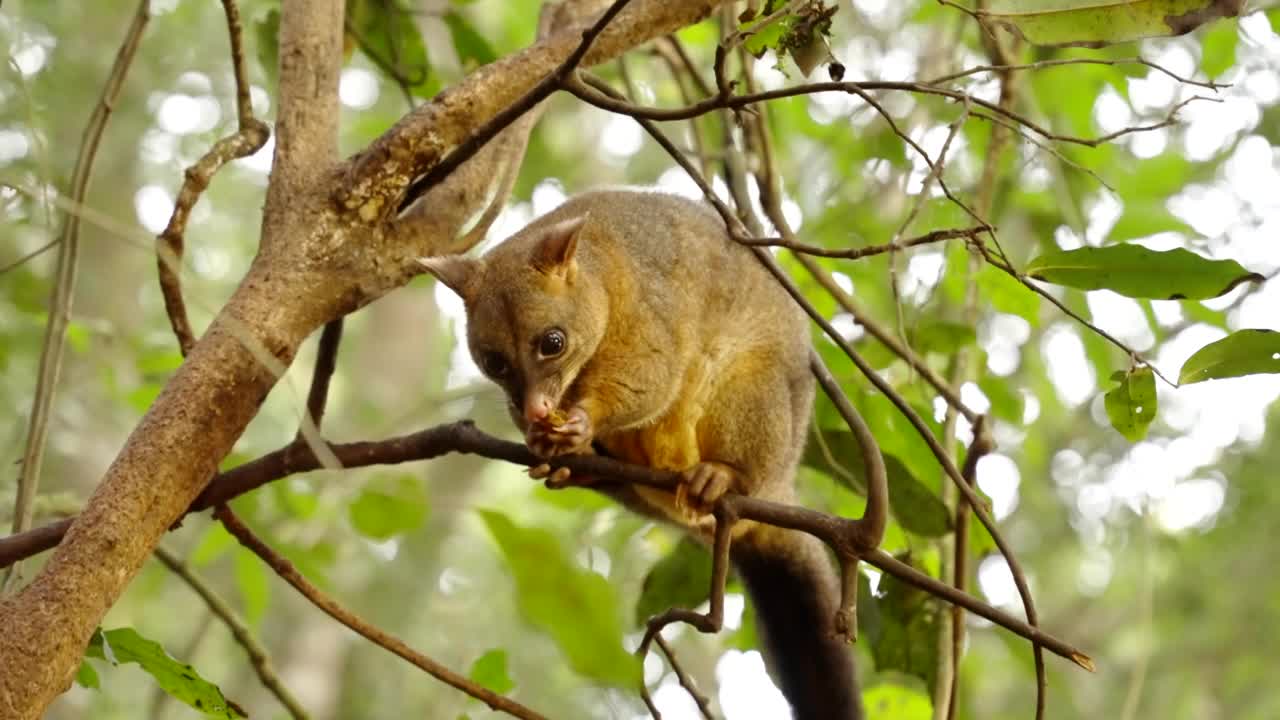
[4,0,151,594]
[153,546,310,720]
[157,0,270,357]
[396,0,639,213]
[654,634,716,720]
[297,319,344,441]
[925,55,1227,90]
[0,240,59,276]
[561,72,1214,152]
[214,506,549,720]
[737,225,986,259]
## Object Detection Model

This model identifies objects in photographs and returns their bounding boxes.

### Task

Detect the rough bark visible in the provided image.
[0,1,727,717]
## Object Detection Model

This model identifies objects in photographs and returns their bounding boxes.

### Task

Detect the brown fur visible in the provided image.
[423,189,860,719]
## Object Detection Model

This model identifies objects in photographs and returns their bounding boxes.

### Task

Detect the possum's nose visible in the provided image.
[523,393,554,423]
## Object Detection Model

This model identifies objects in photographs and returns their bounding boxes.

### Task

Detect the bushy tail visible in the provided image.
[733,530,861,720]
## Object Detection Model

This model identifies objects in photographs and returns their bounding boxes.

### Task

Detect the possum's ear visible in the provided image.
[530,216,586,280]
[417,255,480,300]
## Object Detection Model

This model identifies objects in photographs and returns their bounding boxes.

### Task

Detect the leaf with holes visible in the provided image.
[1026,245,1264,300]
[347,0,434,97]
[634,537,713,626]
[85,628,245,718]
[1104,366,1157,441]
[479,510,640,688]
[1179,330,1280,384]
[984,0,1245,47]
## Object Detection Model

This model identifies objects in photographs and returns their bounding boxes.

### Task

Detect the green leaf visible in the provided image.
[86,628,245,719]
[1178,329,1280,384]
[978,263,1041,325]
[348,475,429,540]
[863,683,933,720]
[348,0,434,97]
[1104,366,1157,441]
[444,10,497,69]
[803,430,952,537]
[985,0,1244,47]
[468,649,515,695]
[479,510,640,688]
[1026,245,1264,300]
[234,548,271,626]
[634,538,713,626]
[75,659,101,690]
[1199,22,1239,78]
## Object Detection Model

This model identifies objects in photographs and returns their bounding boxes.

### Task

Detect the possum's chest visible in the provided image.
[597,357,719,528]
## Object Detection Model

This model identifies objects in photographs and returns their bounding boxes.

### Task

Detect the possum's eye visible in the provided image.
[478,350,510,378]
[537,328,567,359]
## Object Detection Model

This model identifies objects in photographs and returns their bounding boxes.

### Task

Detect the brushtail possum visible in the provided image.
[422,189,860,719]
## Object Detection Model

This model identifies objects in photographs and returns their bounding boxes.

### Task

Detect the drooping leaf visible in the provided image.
[468,649,515,695]
[1025,245,1264,300]
[85,628,245,719]
[803,430,952,537]
[983,0,1245,47]
[479,510,640,688]
[1104,366,1158,441]
[348,475,429,540]
[634,537,713,626]
[1178,330,1280,384]
[347,0,435,97]
[444,10,498,69]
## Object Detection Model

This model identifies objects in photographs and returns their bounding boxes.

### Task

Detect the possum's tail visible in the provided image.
[733,529,862,720]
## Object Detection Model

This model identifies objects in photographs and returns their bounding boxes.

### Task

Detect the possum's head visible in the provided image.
[420,214,608,424]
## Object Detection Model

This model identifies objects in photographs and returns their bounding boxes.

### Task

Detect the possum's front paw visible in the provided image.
[526,404,593,458]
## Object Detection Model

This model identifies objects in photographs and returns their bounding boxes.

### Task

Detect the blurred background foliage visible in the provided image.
[3,0,1280,718]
